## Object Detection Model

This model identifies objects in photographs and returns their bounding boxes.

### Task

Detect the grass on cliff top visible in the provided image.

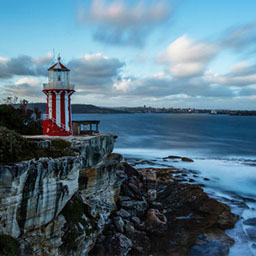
[60,195,97,253]
[0,234,19,256]
[0,103,42,135]
[0,126,77,164]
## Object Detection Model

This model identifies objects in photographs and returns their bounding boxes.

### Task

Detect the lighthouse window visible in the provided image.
[58,75,61,81]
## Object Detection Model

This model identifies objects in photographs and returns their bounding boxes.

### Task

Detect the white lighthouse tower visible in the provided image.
[42,56,75,136]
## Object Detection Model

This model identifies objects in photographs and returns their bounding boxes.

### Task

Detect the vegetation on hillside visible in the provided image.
[0,127,77,163]
[0,234,19,256]
[0,97,42,135]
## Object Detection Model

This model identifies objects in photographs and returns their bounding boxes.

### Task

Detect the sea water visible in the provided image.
[73,113,256,255]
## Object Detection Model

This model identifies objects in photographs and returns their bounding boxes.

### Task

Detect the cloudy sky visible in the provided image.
[1,0,256,109]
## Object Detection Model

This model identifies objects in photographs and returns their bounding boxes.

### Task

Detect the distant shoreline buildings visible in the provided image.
[10,102,256,116]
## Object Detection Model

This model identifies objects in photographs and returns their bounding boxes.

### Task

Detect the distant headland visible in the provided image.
[22,103,256,116]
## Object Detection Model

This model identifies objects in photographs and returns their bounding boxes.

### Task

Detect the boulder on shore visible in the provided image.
[91,164,238,256]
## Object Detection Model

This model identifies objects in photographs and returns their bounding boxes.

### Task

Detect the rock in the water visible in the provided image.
[243,218,256,226]
[163,155,194,162]
[181,157,194,162]
[190,232,234,256]
[163,155,181,159]
[246,228,256,241]
[191,241,230,256]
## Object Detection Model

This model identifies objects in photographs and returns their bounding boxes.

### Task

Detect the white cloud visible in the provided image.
[15,77,41,86]
[1,49,255,109]
[68,53,124,90]
[80,0,172,46]
[161,35,217,63]
[113,77,132,92]
[0,57,9,63]
[169,62,206,78]
[3,77,42,99]
[205,73,256,87]
[83,52,109,61]
[158,35,219,77]
[0,54,51,79]
[204,62,256,87]
[230,61,249,74]
[34,52,53,65]
[153,72,166,78]
[221,23,256,51]
[88,0,170,27]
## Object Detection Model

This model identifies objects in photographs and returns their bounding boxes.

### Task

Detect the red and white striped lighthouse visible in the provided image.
[42,56,75,136]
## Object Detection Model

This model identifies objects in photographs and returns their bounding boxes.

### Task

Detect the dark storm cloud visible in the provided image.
[0,55,51,79]
[3,77,42,98]
[221,23,256,51]
[239,87,256,96]
[6,83,39,97]
[68,53,125,91]
[0,53,125,96]
[204,62,256,87]
[114,76,235,98]
[79,0,172,47]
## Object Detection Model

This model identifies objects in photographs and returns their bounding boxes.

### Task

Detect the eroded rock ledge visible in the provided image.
[0,134,123,255]
[0,136,238,256]
[91,164,238,256]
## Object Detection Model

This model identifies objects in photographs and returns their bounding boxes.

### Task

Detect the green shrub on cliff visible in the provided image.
[0,234,19,256]
[0,127,76,163]
[60,195,96,253]
[0,103,42,135]
[61,196,86,251]
[0,126,31,163]
[61,195,85,224]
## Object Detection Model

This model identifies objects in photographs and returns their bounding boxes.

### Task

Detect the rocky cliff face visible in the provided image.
[0,135,123,255]
[0,135,238,256]
[91,165,238,256]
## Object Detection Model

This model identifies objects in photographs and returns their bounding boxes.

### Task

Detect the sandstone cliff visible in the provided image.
[0,135,123,255]
[0,135,238,256]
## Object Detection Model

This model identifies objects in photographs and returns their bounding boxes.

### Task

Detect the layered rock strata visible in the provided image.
[91,164,238,256]
[0,135,123,255]
[0,136,239,256]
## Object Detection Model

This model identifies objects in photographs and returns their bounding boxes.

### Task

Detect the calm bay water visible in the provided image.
[73,113,256,255]
[74,113,256,158]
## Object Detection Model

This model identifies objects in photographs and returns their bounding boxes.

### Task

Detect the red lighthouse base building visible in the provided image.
[43,56,75,136]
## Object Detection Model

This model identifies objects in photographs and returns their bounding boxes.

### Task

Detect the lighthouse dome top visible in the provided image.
[43,55,75,91]
[48,56,70,71]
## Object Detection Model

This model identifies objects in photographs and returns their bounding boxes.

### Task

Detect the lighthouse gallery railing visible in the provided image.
[43,82,75,90]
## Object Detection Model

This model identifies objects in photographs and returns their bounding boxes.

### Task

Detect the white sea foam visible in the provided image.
[74,113,256,255]
[117,149,256,256]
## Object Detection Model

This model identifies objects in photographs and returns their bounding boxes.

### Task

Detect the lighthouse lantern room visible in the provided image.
[42,56,75,136]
